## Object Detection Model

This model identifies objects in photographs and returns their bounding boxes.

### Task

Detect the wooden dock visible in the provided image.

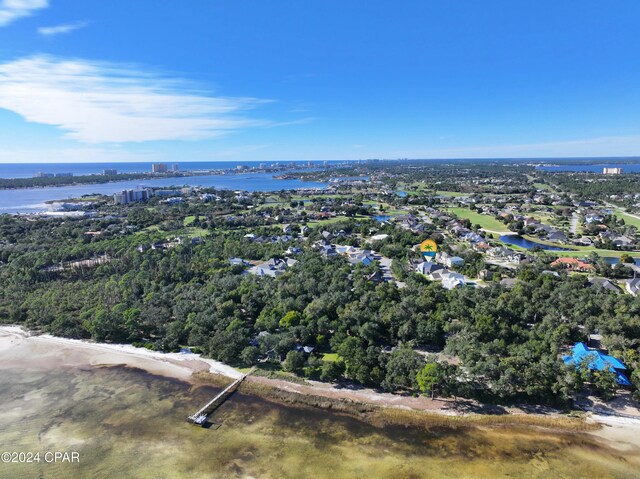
[187,374,247,426]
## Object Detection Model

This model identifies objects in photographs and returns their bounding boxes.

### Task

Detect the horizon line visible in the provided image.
[2,155,640,165]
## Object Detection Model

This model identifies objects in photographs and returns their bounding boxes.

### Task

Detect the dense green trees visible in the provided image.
[382,346,423,391]
[283,350,306,373]
[1,210,639,407]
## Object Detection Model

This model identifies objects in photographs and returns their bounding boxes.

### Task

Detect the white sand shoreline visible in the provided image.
[588,414,640,452]
[0,325,242,381]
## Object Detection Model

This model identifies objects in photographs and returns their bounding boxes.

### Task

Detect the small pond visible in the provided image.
[499,235,572,251]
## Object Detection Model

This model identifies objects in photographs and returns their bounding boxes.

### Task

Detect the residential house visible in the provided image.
[563,342,631,386]
[441,271,466,290]
[365,270,384,284]
[547,231,568,243]
[588,277,620,294]
[613,235,635,248]
[585,214,604,224]
[248,258,298,277]
[348,253,374,266]
[487,246,526,263]
[573,236,594,247]
[551,257,596,272]
[370,233,389,241]
[462,232,484,243]
[229,257,250,266]
[319,244,337,257]
[335,245,357,255]
[435,252,465,268]
[415,261,445,278]
[625,278,640,296]
[478,269,494,280]
[488,246,513,258]
[534,224,554,234]
[473,241,491,252]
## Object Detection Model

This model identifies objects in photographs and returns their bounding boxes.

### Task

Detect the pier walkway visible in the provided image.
[187,368,254,426]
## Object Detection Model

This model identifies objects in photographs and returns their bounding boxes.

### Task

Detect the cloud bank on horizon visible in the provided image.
[0,55,273,143]
[0,0,47,27]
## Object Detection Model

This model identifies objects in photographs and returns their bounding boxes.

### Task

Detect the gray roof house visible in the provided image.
[415,261,445,276]
[625,278,640,296]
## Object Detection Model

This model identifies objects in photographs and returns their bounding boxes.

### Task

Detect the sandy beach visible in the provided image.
[588,415,640,453]
[0,325,242,381]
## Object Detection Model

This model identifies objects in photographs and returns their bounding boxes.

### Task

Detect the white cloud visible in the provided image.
[0,0,47,27]
[38,21,86,36]
[0,55,273,143]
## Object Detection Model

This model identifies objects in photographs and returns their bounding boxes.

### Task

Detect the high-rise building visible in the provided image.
[152,163,168,173]
[55,173,73,177]
[113,189,152,204]
[35,172,54,178]
[603,167,623,175]
[171,164,179,172]
[103,169,118,175]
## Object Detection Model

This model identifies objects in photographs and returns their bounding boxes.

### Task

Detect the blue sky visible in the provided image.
[1,0,640,163]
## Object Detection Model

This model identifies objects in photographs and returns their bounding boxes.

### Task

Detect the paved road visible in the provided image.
[570,212,579,235]
[376,255,406,288]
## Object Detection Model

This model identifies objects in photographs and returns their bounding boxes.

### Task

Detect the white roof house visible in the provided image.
[441,271,466,290]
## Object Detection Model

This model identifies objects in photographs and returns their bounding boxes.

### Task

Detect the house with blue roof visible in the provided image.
[563,342,631,386]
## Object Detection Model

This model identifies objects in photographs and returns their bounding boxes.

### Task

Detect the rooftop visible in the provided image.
[563,342,631,386]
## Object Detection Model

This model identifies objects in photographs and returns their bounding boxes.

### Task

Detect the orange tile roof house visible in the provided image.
[551,257,596,272]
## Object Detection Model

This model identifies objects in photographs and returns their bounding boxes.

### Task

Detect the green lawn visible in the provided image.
[183,227,210,238]
[306,216,353,227]
[322,353,340,362]
[445,207,511,233]
[290,194,345,201]
[253,202,284,211]
[550,250,640,259]
[436,190,471,197]
[615,211,640,229]
[532,182,551,191]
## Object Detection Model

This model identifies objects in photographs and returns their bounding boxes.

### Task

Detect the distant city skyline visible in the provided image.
[1,1,640,163]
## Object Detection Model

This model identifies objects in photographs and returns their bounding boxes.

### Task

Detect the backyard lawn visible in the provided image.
[445,207,511,233]
[615,210,640,229]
